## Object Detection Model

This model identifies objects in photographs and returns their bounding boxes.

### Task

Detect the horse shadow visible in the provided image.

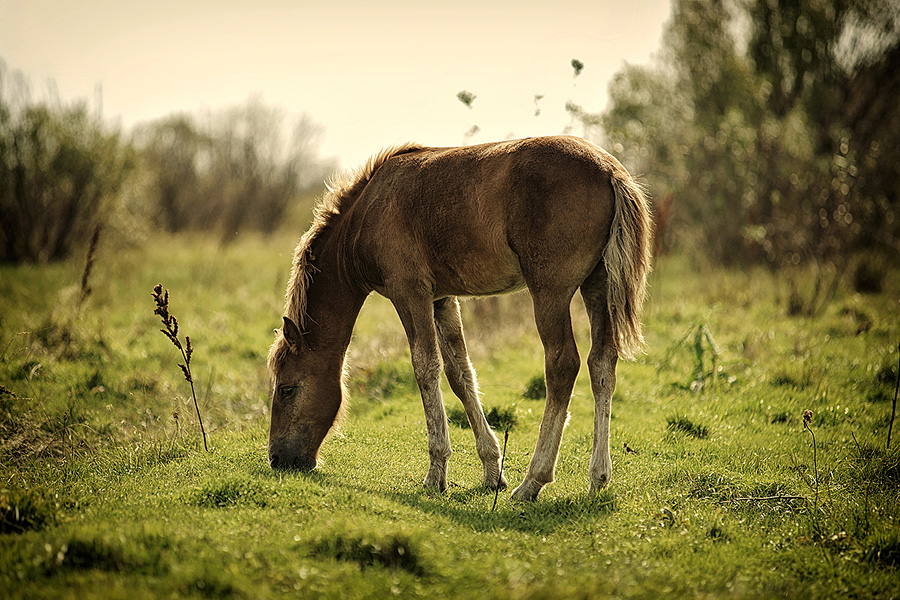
[363,483,617,535]
[254,459,617,535]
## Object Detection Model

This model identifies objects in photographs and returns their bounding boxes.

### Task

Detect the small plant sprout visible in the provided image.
[492,425,511,512]
[888,341,899,450]
[152,283,208,451]
[658,322,722,392]
[802,409,818,504]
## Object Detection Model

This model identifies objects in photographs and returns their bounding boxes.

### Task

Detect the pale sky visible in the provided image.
[0,0,670,169]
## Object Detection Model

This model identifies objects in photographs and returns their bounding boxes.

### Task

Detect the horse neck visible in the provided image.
[303,247,367,357]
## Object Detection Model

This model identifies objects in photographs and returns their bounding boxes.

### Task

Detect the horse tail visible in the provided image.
[603,164,652,360]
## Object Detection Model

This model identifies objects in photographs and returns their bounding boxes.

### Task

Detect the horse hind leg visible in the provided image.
[511,288,580,501]
[580,266,618,493]
[434,297,506,490]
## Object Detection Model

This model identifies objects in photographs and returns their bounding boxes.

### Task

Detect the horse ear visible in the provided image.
[282,316,307,352]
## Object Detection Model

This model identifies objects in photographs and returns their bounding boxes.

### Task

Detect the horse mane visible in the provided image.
[268,143,423,372]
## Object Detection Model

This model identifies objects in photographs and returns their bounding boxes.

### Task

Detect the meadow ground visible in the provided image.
[1,231,899,599]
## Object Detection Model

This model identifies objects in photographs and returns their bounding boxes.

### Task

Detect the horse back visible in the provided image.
[349,136,619,298]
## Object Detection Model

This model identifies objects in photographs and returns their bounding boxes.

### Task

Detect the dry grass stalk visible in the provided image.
[152,283,208,451]
[78,225,102,309]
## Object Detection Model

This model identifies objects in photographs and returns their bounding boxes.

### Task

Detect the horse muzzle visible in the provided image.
[269,451,317,471]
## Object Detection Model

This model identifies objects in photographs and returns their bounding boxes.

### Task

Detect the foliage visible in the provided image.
[602,0,900,283]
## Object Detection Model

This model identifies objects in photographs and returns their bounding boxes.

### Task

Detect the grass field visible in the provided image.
[1,231,899,599]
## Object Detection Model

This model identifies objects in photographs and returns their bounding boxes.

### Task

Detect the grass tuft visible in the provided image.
[707,522,730,542]
[0,488,58,534]
[178,574,241,599]
[446,406,469,428]
[447,405,518,431]
[56,537,129,572]
[311,529,426,575]
[864,531,900,568]
[522,374,546,400]
[186,477,268,508]
[849,443,900,489]
[485,406,518,431]
[666,414,710,439]
[352,361,417,400]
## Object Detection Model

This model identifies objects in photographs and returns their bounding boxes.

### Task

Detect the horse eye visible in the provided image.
[278,385,299,399]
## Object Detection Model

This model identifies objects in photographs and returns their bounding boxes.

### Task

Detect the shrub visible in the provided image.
[0,63,132,262]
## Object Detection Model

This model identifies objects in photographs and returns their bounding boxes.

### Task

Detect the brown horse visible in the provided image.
[267,135,651,501]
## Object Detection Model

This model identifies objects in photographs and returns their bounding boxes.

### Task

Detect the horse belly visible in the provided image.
[430,236,525,298]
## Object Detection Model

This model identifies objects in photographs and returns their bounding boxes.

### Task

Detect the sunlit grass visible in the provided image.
[1,234,899,598]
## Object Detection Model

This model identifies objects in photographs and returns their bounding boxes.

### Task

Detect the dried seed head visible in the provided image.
[802,409,812,425]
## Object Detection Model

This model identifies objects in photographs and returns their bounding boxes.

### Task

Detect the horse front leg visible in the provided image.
[392,294,452,492]
[434,297,506,490]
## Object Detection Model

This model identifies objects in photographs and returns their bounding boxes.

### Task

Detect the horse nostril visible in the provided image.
[269,454,280,469]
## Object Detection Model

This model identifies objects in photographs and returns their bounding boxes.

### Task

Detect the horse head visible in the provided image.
[267,316,343,471]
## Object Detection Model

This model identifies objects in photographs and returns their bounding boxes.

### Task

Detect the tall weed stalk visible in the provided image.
[888,342,899,450]
[77,225,102,311]
[151,284,208,451]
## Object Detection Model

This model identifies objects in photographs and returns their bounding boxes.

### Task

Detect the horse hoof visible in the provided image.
[486,473,508,491]
[590,472,611,494]
[511,479,542,502]
[423,474,448,493]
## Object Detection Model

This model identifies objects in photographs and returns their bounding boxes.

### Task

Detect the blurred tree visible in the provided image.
[136,114,206,231]
[0,60,132,263]
[602,0,900,305]
[136,97,331,239]
[456,90,476,109]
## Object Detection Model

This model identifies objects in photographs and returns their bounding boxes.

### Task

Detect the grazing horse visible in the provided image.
[267,135,651,501]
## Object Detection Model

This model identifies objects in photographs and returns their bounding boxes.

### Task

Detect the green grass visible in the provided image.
[1,232,899,598]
